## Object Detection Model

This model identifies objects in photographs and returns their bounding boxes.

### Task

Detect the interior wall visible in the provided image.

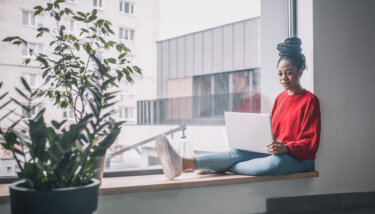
[312,0,375,193]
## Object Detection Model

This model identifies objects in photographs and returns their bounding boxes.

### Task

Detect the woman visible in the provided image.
[156,37,321,180]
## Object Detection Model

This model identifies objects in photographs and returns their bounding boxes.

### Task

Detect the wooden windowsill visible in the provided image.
[0,171,319,204]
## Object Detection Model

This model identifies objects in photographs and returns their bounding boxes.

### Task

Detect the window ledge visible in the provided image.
[0,171,318,203]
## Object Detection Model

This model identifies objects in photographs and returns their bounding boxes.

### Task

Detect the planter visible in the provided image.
[9,178,100,214]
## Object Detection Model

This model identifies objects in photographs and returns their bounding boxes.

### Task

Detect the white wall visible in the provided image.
[312,0,375,193]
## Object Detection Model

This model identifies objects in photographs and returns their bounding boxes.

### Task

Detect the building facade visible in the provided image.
[138,18,261,125]
[0,0,159,127]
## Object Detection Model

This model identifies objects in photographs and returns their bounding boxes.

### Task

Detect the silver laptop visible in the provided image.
[224,112,274,154]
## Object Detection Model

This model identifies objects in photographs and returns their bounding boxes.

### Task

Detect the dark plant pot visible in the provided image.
[9,178,100,214]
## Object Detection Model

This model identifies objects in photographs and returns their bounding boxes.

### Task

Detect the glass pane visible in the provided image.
[29,74,36,87]
[93,0,97,7]
[119,1,122,12]
[22,11,29,25]
[131,4,134,14]
[125,2,129,13]
[37,44,43,54]
[30,14,36,26]
[99,0,102,7]
[213,73,229,115]
[21,44,28,56]
[194,75,212,118]
[70,20,74,31]
[130,30,134,40]
[125,29,129,40]
[119,28,123,39]
[232,71,250,112]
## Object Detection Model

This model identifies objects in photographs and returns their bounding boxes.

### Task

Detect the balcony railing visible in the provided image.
[137,91,261,125]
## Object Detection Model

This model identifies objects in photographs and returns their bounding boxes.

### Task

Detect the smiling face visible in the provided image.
[277,59,303,92]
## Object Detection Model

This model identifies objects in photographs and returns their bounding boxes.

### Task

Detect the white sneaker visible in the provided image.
[156,135,183,180]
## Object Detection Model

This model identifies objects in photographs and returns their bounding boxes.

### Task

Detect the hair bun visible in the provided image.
[277,37,302,57]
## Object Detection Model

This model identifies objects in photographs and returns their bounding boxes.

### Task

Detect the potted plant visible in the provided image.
[3,0,141,180]
[0,72,121,214]
[1,0,141,213]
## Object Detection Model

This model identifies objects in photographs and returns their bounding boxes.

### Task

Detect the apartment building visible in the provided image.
[0,0,160,127]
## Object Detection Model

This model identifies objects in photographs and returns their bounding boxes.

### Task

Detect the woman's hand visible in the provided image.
[267,141,290,155]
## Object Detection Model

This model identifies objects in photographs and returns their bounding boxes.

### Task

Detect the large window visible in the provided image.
[21,43,43,57]
[119,27,135,41]
[93,0,103,9]
[22,11,43,27]
[0,0,301,178]
[120,1,135,15]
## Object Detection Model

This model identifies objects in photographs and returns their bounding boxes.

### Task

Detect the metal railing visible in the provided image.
[105,125,186,168]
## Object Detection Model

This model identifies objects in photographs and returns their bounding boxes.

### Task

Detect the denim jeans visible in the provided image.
[195,149,315,176]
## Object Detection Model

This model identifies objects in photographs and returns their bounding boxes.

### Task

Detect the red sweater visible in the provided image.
[271,89,321,160]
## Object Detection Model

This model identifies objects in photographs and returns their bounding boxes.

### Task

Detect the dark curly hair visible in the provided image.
[277,37,306,70]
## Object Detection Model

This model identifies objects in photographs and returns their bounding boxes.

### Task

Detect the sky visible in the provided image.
[159,0,261,40]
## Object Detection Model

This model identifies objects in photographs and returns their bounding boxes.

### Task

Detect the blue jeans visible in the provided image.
[195,149,315,176]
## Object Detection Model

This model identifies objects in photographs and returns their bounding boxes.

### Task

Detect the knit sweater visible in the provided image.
[271,89,321,160]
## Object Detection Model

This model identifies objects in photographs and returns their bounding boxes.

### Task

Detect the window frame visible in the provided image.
[93,0,104,10]
[119,27,135,42]
[119,1,135,16]
[22,10,43,28]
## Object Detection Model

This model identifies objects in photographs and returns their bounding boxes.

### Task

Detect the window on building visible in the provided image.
[119,1,135,15]
[62,18,75,33]
[191,70,260,119]
[22,11,43,27]
[119,28,135,41]
[121,80,135,95]
[22,104,43,119]
[21,43,43,57]
[119,107,135,121]
[24,73,42,89]
[62,107,75,120]
[93,0,103,9]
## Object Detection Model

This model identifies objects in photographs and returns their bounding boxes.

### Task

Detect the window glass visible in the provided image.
[125,2,129,13]
[22,11,28,25]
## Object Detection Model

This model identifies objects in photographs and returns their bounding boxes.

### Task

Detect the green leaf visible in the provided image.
[92,9,97,17]
[77,11,87,18]
[107,58,116,64]
[2,36,17,42]
[23,58,31,65]
[21,77,31,93]
[72,16,84,21]
[118,53,126,59]
[74,42,80,51]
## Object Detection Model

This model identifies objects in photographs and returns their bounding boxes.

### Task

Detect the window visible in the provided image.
[119,1,135,15]
[21,43,43,57]
[66,0,77,4]
[119,28,135,41]
[118,107,135,121]
[62,107,75,120]
[62,18,75,33]
[93,0,103,9]
[24,73,42,89]
[22,11,43,27]
[121,80,135,95]
[192,70,259,119]
[22,104,43,119]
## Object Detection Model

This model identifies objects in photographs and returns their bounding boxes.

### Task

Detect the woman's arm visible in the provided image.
[285,98,321,160]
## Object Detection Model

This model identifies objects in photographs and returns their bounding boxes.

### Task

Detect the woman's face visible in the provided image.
[277,59,302,91]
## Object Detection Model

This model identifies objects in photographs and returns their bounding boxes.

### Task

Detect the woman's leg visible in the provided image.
[194,149,269,172]
[231,154,315,176]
